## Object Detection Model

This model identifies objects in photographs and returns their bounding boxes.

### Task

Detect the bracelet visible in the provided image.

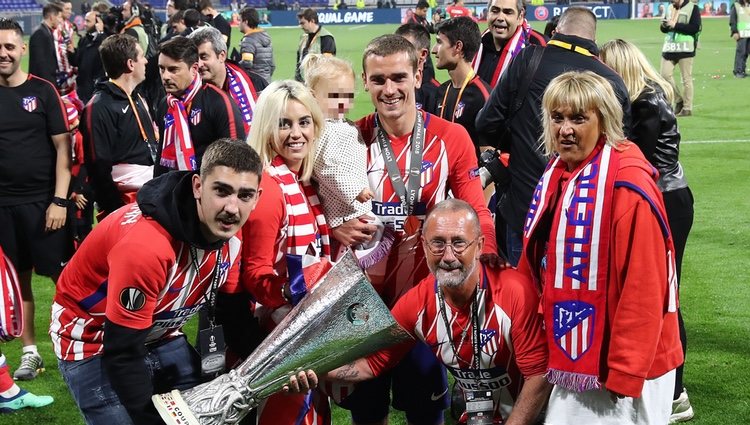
[51,196,69,208]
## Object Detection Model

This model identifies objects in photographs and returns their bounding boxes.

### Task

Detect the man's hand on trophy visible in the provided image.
[283,370,319,394]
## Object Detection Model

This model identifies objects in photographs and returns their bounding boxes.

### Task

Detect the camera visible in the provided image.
[477,148,510,189]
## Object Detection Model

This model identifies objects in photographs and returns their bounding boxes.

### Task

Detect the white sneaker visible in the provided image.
[669,388,694,423]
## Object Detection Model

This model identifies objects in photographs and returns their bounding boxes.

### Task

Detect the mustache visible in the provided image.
[437,261,462,271]
[217,213,239,224]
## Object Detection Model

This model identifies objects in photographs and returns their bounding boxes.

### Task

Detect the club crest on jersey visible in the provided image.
[164,113,175,129]
[421,160,434,186]
[454,101,465,118]
[479,329,497,354]
[120,287,146,312]
[22,96,37,112]
[553,301,595,361]
[190,109,202,125]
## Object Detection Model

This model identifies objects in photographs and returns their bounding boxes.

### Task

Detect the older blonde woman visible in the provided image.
[239,79,331,425]
[600,39,694,422]
[518,71,683,425]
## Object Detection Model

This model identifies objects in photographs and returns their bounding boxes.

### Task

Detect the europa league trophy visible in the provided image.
[152,251,411,424]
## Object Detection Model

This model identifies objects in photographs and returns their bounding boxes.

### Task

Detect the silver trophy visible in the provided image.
[152,251,411,424]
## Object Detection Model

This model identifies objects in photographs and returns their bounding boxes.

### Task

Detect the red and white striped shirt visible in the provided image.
[50,203,241,361]
[367,266,547,421]
[357,111,497,307]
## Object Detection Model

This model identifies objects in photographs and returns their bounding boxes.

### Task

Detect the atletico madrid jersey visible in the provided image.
[50,203,241,361]
[367,265,547,421]
[356,111,497,307]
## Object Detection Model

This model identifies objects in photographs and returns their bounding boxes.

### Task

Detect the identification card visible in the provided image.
[198,325,226,376]
[465,389,494,425]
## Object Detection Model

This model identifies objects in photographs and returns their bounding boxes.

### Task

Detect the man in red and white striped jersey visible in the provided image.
[328,199,550,424]
[50,139,262,425]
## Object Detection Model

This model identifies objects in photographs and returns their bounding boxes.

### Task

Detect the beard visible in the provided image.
[432,258,476,289]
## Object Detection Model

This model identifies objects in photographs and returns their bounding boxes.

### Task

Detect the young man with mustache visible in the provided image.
[332,34,500,425]
[155,36,245,176]
[472,0,546,88]
[328,199,550,425]
[51,139,264,425]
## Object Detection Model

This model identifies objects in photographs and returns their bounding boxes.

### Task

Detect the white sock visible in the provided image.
[21,345,38,355]
[0,355,21,398]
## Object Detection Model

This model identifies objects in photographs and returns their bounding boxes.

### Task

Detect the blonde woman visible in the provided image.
[600,38,694,422]
[240,79,331,425]
[520,70,683,425]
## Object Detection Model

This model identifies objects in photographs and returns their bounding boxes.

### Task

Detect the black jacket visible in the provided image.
[103,171,220,425]
[82,80,157,215]
[29,23,59,86]
[630,85,688,193]
[72,30,107,104]
[155,83,246,176]
[476,33,632,234]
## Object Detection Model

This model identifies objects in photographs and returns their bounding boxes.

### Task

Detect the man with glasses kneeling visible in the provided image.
[324,199,551,425]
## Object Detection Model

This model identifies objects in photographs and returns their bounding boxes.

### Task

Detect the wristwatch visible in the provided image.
[51,196,69,208]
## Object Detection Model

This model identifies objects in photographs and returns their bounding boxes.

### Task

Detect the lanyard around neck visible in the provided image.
[189,246,224,328]
[375,111,425,215]
[437,280,481,371]
[439,70,475,122]
[109,79,157,161]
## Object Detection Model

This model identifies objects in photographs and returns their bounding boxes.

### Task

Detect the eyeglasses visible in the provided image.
[425,238,477,256]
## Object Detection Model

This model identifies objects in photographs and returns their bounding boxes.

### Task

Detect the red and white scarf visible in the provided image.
[267,156,332,304]
[53,20,76,95]
[472,19,533,87]
[225,62,258,133]
[523,141,617,392]
[161,73,202,170]
[267,156,331,259]
[0,247,23,342]
[523,142,679,392]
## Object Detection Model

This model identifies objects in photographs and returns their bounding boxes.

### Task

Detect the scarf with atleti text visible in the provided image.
[225,62,257,133]
[267,156,331,303]
[472,19,532,87]
[53,21,76,94]
[161,73,202,170]
[0,246,23,342]
[523,141,616,392]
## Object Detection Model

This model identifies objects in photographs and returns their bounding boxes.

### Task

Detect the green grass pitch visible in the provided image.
[2,17,749,424]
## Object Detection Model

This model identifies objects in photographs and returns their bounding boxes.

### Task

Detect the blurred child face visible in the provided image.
[312,73,355,120]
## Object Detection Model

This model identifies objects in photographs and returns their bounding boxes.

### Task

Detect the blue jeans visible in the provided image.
[59,336,202,425]
[506,224,523,267]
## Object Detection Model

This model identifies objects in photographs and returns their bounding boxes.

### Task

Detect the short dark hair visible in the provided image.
[99,34,139,79]
[197,0,213,11]
[43,2,63,19]
[159,36,199,66]
[183,8,202,27]
[169,10,185,25]
[240,6,260,28]
[200,138,263,181]
[297,8,318,23]
[363,34,418,74]
[395,22,431,52]
[436,17,481,61]
[0,18,23,37]
[416,0,429,9]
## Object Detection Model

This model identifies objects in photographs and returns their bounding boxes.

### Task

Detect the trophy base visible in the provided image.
[153,390,201,425]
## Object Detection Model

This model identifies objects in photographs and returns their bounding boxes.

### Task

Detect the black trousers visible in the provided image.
[663,186,694,399]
